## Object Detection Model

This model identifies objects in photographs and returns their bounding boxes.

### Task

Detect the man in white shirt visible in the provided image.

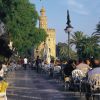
[24,57,28,70]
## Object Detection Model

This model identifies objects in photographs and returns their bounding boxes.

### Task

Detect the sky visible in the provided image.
[29,0,100,43]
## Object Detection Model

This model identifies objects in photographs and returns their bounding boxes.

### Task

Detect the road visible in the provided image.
[6,67,85,100]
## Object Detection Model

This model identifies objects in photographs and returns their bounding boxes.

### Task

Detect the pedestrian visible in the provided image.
[24,57,28,70]
[36,56,40,73]
[49,59,54,78]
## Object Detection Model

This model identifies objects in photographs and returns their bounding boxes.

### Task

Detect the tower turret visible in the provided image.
[40,7,46,16]
[39,7,48,29]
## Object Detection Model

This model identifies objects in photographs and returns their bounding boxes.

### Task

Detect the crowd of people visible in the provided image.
[0,56,100,100]
[33,57,100,79]
[32,56,100,99]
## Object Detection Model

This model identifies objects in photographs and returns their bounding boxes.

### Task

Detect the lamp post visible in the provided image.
[64,10,73,59]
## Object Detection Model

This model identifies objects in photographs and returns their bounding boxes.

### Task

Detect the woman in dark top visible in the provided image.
[63,59,76,76]
[91,58,100,68]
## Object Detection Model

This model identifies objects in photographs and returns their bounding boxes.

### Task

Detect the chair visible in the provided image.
[42,64,50,75]
[88,74,100,100]
[53,66,61,74]
[72,69,84,80]
[53,66,61,82]
[72,69,84,95]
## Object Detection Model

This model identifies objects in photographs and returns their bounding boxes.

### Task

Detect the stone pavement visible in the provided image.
[6,68,85,100]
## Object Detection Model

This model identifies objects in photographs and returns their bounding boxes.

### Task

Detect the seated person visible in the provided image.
[84,58,91,66]
[88,65,100,79]
[91,58,100,68]
[76,58,91,76]
[63,59,76,77]
[85,64,100,100]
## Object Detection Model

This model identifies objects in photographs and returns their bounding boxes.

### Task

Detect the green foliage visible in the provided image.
[70,31,100,59]
[92,21,100,36]
[56,42,77,61]
[96,21,100,33]
[70,31,86,49]
[0,0,47,56]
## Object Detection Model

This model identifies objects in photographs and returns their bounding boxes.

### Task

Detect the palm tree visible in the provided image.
[96,21,100,33]
[92,21,100,36]
[70,31,86,49]
[92,32,100,37]
[56,42,76,60]
[57,43,69,60]
[80,36,99,58]
[70,31,86,58]
[70,31,100,59]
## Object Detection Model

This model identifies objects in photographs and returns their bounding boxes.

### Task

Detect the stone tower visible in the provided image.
[39,7,47,29]
[36,7,56,59]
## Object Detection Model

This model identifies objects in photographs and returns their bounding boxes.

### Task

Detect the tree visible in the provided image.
[0,0,47,56]
[80,36,100,59]
[70,31,86,58]
[0,35,12,58]
[70,31,85,48]
[96,21,100,33]
[0,20,12,59]
[71,31,100,59]
[92,21,100,36]
[56,42,77,61]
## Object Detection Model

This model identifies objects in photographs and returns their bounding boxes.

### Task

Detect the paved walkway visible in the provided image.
[6,68,85,100]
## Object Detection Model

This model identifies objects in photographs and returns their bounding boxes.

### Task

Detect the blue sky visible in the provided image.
[29,0,100,43]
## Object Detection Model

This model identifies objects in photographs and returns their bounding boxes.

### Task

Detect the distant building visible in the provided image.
[35,7,56,59]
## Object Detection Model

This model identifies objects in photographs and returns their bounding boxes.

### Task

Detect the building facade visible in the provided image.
[36,7,56,59]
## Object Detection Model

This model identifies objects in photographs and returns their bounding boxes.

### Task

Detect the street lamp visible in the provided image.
[64,10,73,59]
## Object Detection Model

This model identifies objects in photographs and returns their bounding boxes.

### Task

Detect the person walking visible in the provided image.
[36,56,41,73]
[24,57,28,70]
[49,60,55,78]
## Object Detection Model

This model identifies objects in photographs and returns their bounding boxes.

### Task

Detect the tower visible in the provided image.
[39,7,47,29]
[36,7,56,59]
